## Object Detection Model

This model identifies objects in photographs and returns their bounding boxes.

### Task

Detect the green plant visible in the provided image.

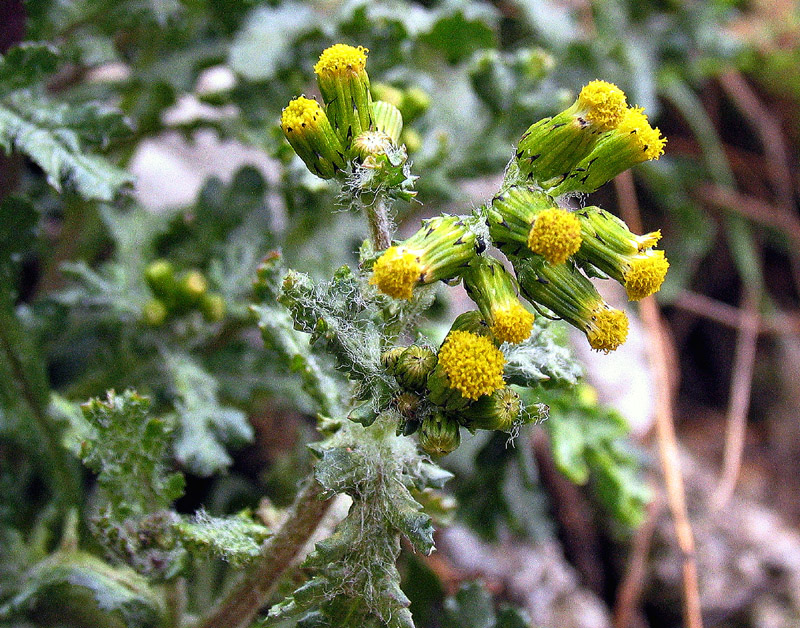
[3,1,737,627]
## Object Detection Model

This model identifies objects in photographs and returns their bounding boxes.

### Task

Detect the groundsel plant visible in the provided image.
[238,43,668,627]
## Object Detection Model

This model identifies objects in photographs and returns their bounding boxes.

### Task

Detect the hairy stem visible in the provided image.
[195,479,332,628]
[365,193,392,250]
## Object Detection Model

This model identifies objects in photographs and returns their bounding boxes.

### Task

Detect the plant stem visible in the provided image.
[365,193,392,250]
[194,479,331,628]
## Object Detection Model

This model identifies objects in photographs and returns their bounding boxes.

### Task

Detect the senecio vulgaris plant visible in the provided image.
[239,43,667,627]
[4,42,667,628]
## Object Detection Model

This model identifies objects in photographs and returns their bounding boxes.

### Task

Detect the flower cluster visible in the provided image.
[382,316,521,456]
[279,47,669,456]
[142,260,224,326]
[280,44,417,200]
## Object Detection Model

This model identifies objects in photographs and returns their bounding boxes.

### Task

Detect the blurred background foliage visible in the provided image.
[2,0,800,627]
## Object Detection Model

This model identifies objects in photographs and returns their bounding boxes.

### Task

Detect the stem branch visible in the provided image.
[365,193,392,250]
[195,479,331,628]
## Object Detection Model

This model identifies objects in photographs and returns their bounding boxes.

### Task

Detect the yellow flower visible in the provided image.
[527,207,582,265]
[490,301,534,345]
[280,96,346,179]
[586,304,629,353]
[622,249,670,301]
[369,246,422,300]
[437,330,505,401]
[577,80,628,131]
[314,44,369,76]
[618,107,666,161]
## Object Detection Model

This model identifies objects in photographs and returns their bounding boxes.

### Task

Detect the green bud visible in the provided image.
[418,412,461,456]
[176,270,208,309]
[142,298,168,326]
[448,310,493,339]
[371,100,403,144]
[394,345,437,392]
[144,259,176,299]
[459,386,521,432]
[381,346,407,373]
[199,292,226,322]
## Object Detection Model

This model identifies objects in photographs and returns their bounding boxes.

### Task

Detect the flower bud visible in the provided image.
[176,270,208,309]
[513,80,627,188]
[461,257,533,344]
[142,298,168,326]
[369,215,482,300]
[489,186,582,264]
[427,329,506,409]
[394,345,437,392]
[280,96,348,179]
[371,100,403,144]
[144,259,176,299]
[393,391,422,436]
[574,207,669,301]
[514,255,629,353]
[449,310,493,339]
[419,412,461,456]
[550,106,666,196]
[199,292,226,322]
[314,44,373,150]
[380,346,407,373]
[459,386,521,432]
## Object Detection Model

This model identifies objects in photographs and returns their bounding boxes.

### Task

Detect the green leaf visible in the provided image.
[0,91,132,201]
[271,413,449,628]
[503,319,581,388]
[418,7,498,65]
[252,254,345,418]
[541,387,649,528]
[174,510,271,567]
[279,266,393,400]
[0,43,59,95]
[164,352,253,476]
[0,550,164,628]
[80,390,184,519]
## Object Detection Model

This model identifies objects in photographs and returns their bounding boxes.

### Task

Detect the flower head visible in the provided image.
[369,246,422,300]
[622,249,670,301]
[419,413,461,456]
[618,107,666,161]
[459,386,522,432]
[437,330,505,401]
[577,80,628,131]
[586,304,629,353]
[314,44,373,150]
[527,207,582,264]
[490,302,534,345]
[314,44,368,76]
[280,96,347,179]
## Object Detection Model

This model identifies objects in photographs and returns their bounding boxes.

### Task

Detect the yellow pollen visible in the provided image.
[490,302,534,344]
[281,96,324,134]
[438,330,505,401]
[527,208,582,265]
[369,246,423,300]
[314,44,368,76]
[623,249,669,300]
[619,107,665,160]
[578,80,627,130]
[587,306,629,353]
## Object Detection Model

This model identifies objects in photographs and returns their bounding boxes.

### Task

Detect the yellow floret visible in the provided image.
[369,246,423,300]
[490,302,534,344]
[527,208,582,265]
[438,330,505,401]
[619,107,666,160]
[280,96,324,134]
[586,306,629,353]
[578,80,627,130]
[314,44,368,76]
[623,249,670,301]
[636,229,662,251]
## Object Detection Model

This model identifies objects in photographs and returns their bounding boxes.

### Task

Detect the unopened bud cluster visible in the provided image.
[142,260,225,326]
[280,44,422,201]
[382,317,525,456]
